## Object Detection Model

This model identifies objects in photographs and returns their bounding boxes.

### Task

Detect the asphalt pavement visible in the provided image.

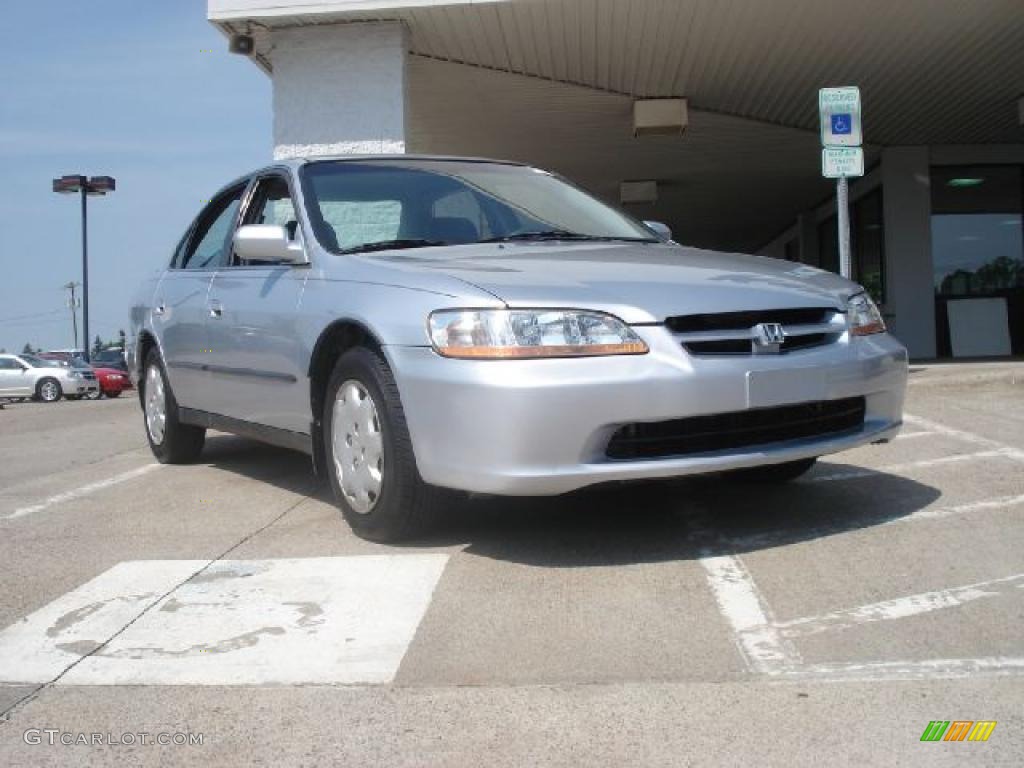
[0,364,1021,766]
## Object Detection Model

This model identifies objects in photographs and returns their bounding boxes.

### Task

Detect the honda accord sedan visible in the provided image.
[129,156,907,541]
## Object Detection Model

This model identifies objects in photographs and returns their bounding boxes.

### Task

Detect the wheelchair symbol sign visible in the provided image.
[819,86,861,147]
[831,113,852,135]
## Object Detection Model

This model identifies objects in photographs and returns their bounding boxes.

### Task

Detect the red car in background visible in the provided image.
[92,366,131,398]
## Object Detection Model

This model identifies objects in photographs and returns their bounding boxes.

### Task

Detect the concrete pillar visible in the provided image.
[270,22,408,160]
[881,146,935,359]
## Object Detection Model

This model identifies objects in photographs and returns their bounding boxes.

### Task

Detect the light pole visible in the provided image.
[52,175,115,362]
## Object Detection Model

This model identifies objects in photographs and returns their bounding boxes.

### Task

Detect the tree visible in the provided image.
[22,343,34,354]
[93,335,103,356]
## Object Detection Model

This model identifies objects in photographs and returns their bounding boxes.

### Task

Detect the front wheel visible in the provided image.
[323,347,451,542]
[725,457,817,484]
[143,349,205,463]
[36,378,62,403]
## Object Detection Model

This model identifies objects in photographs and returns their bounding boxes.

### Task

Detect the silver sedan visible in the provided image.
[0,353,98,402]
[129,157,907,541]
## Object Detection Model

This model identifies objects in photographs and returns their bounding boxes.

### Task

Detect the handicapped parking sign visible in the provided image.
[819,87,861,147]
[831,113,852,135]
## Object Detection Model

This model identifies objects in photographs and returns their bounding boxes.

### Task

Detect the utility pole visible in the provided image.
[63,281,81,351]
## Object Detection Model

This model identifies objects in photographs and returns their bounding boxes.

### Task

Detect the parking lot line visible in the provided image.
[698,553,801,676]
[786,657,1024,682]
[774,573,1024,638]
[904,412,1024,462]
[891,430,936,440]
[2,464,161,521]
[807,449,1006,482]
[882,493,1024,527]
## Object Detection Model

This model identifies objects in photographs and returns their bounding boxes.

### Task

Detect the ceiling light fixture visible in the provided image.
[946,178,985,188]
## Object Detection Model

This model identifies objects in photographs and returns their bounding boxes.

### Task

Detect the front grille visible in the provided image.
[606,397,866,460]
[666,307,834,334]
[81,371,96,380]
[665,307,843,357]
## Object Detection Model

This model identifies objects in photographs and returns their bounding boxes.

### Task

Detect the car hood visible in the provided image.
[371,242,860,323]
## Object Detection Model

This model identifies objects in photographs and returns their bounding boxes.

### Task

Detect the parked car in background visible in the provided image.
[93,348,129,373]
[92,364,131,398]
[39,354,104,400]
[130,156,907,542]
[0,353,98,402]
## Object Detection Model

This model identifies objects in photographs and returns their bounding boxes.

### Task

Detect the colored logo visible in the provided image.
[920,721,997,742]
[831,113,852,135]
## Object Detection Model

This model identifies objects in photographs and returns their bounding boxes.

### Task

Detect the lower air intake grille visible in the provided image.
[606,397,866,460]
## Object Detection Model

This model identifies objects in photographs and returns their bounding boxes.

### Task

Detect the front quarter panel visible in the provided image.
[296,270,504,354]
[128,271,165,385]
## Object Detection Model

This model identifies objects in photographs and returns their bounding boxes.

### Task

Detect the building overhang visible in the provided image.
[210,0,1024,146]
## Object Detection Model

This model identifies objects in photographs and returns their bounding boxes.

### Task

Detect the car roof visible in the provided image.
[209,155,533,205]
[279,155,527,171]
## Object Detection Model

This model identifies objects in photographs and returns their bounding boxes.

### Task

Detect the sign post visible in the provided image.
[819,87,863,279]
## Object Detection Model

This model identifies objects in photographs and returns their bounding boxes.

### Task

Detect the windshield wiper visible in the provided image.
[478,231,658,244]
[478,230,596,243]
[340,239,445,254]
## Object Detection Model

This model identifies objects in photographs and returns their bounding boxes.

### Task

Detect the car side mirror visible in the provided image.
[643,221,672,241]
[233,224,307,265]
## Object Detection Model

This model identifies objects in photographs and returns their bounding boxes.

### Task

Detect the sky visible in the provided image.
[0,0,270,353]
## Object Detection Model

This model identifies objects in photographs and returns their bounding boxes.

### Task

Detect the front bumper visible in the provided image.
[64,379,100,396]
[387,327,908,495]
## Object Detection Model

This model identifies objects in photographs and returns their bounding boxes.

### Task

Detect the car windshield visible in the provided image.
[300,160,658,255]
[20,354,61,368]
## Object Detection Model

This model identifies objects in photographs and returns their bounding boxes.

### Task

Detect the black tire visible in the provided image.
[142,348,205,464]
[36,377,63,403]
[323,347,450,542]
[726,457,817,484]
[105,390,121,399]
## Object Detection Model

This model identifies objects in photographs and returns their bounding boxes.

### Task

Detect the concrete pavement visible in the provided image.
[0,369,1021,765]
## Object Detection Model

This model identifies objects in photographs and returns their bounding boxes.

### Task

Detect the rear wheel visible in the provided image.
[726,457,817,483]
[143,349,205,463]
[36,378,62,403]
[323,347,450,542]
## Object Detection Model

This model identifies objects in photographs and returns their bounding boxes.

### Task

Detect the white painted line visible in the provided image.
[3,464,161,521]
[775,573,1024,638]
[0,560,205,683]
[808,450,1006,483]
[891,430,936,440]
[882,493,1024,526]
[904,413,1024,462]
[783,657,1024,682]
[699,554,800,676]
[60,555,449,685]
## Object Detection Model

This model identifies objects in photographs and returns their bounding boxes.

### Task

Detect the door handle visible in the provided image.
[208,300,223,318]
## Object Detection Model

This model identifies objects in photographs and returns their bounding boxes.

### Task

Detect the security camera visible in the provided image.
[228,33,255,56]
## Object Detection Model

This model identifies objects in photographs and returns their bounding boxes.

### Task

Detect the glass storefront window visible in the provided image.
[931,165,1024,296]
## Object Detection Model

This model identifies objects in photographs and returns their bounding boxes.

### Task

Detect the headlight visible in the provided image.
[428,309,649,359]
[68,370,83,379]
[847,292,886,336]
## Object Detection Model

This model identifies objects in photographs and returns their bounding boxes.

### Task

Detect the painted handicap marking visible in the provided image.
[0,555,449,686]
[0,560,204,684]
